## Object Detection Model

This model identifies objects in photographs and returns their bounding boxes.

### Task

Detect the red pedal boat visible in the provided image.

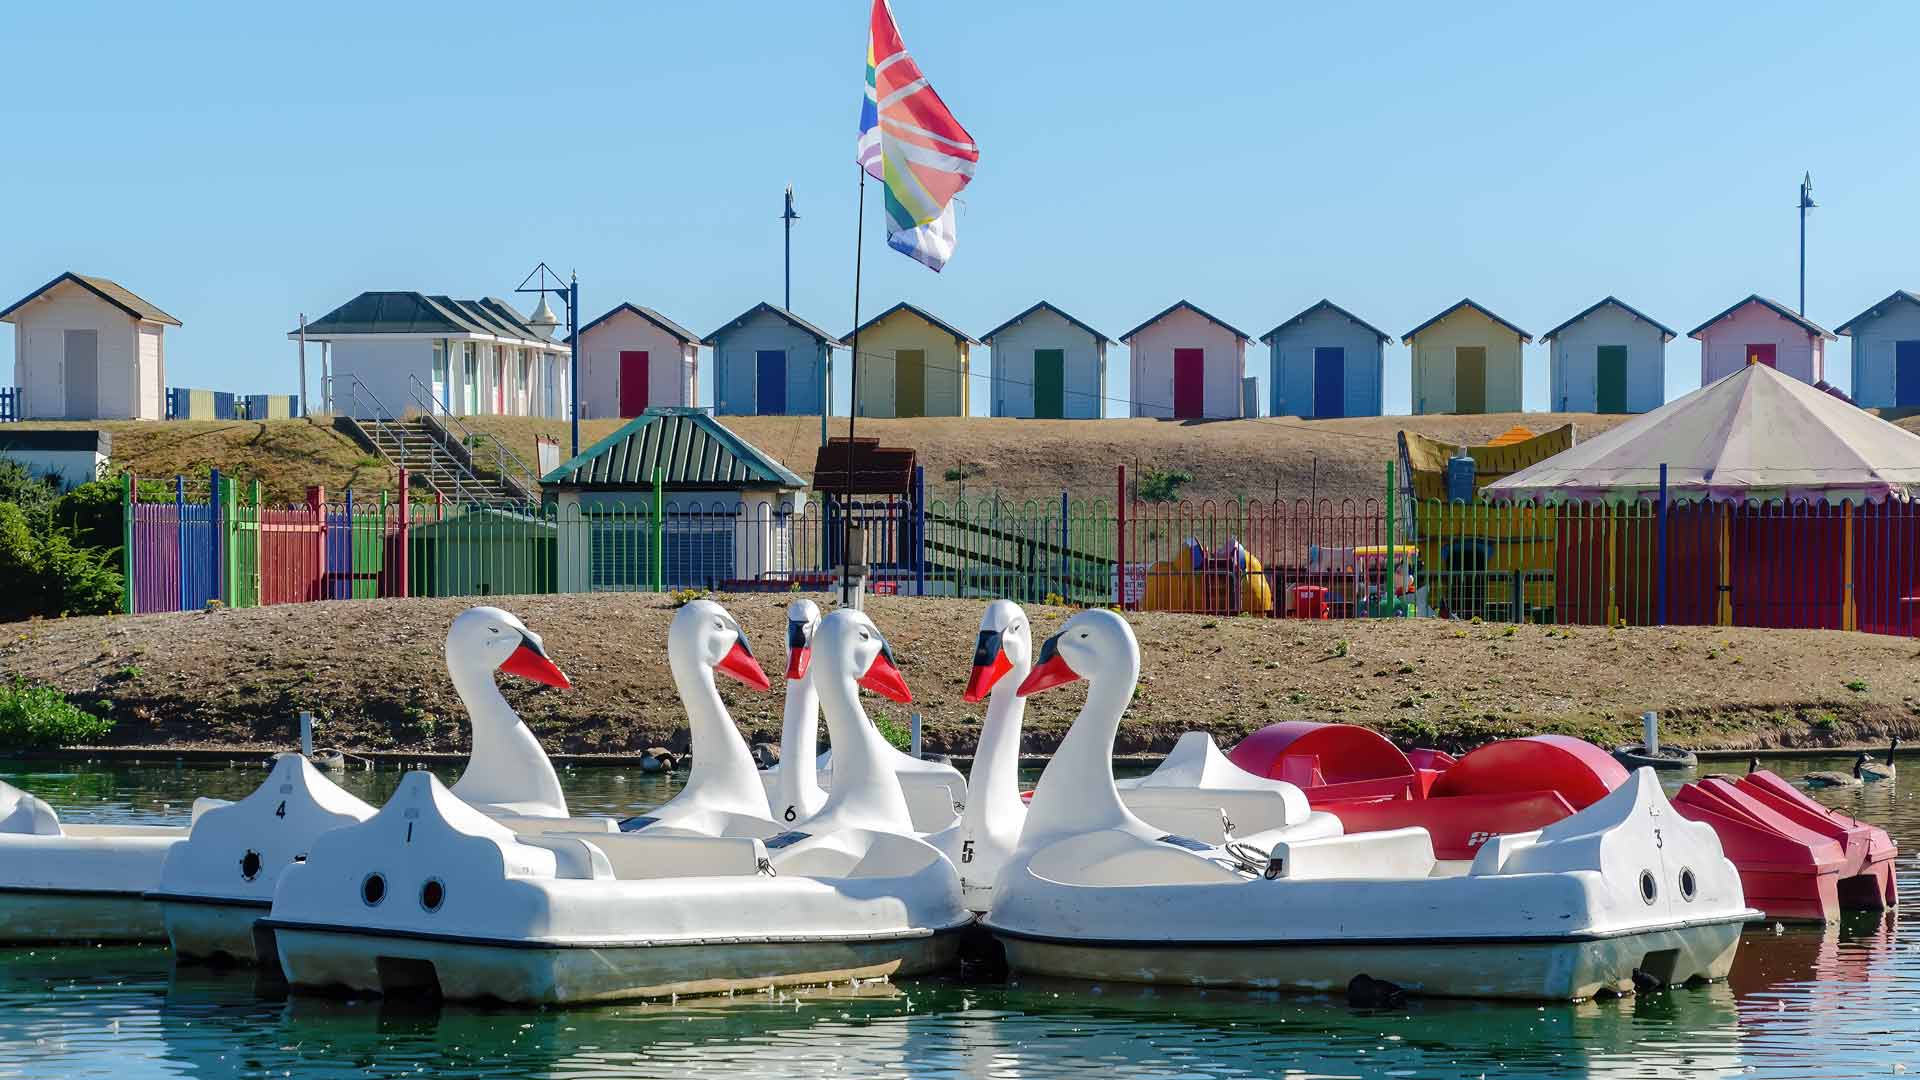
[1224,722,1896,923]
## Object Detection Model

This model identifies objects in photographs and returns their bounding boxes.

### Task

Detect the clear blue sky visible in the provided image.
[3,1,1916,416]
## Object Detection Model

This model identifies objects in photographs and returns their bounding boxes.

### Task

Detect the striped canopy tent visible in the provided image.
[1486,362,1920,504]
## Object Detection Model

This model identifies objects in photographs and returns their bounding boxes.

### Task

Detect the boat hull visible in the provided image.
[996,918,1747,1001]
[159,897,274,963]
[0,888,166,944]
[267,923,967,1005]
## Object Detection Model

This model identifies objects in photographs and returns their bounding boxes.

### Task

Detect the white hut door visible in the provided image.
[64,330,98,419]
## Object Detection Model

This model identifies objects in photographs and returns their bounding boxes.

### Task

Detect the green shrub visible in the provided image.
[873,712,912,751]
[667,587,709,608]
[1137,468,1194,503]
[0,503,123,621]
[0,681,114,749]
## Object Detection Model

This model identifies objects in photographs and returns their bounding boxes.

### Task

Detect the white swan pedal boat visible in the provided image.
[261,606,970,1005]
[983,609,1759,1001]
[0,781,201,943]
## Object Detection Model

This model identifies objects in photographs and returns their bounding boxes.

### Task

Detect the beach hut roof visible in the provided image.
[1403,298,1532,344]
[294,292,552,342]
[702,302,842,347]
[1259,299,1393,345]
[571,302,701,346]
[1687,294,1835,341]
[1834,290,1920,336]
[846,301,979,345]
[542,407,805,490]
[1120,300,1252,343]
[1539,296,1676,343]
[980,300,1114,345]
[1484,362,1920,503]
[0,272,181,326]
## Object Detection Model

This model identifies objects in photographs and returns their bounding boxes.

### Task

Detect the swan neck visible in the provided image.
[448,656,567,816]
[1021,654,1138,844]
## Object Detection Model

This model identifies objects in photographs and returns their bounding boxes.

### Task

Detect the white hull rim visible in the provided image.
[264,919,972,1005]
[0,886,167,943]
[989,915,1749,1001]
[155,893,274,963]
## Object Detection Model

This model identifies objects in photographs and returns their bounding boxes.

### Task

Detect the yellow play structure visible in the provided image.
[1141,537,1275,615]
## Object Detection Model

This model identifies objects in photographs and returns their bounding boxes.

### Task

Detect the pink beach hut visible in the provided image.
[1689,294,1835,387]
[1121,300,1251,420]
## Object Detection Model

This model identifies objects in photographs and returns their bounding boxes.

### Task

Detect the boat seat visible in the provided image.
[498,816,618,835]
[518,835,616,880]
[59,823,189,839]
[1266,828,1436,880]
[1027,831,1244,887]
[1122,788,1311,836]
[1131,805,1231,845]
[770,830,946,879]
[899,779,962,828]
[580,834,771,881]
[1467,830,1546,876]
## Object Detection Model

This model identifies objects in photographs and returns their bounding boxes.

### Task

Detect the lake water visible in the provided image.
[0,754,1913,1079]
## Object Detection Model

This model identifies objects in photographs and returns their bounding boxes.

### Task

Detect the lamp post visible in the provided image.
[517,262,579,457]
[782,184,799,312]
[1798,172,1816,316]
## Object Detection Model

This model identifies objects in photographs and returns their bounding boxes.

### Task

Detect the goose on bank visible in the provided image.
[261,606,968,1005]
[983,608,1756,1001]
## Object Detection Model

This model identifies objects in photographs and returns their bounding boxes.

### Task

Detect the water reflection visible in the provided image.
[0,754,1914,1078]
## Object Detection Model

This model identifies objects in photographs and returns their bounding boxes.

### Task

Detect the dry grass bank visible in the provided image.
[10,418,385,502]
[3,593,1916,759]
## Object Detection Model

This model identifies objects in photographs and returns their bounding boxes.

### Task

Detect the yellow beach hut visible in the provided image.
[1404,299,1531,415]
[846,302,978,418]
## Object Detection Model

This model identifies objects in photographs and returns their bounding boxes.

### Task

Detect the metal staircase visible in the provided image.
[337,376,537,510]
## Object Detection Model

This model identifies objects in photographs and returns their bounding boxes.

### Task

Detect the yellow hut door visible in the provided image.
[896,349,926,417]
[1455,346,1487,413]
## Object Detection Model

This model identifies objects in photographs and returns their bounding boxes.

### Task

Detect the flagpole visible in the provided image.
[841,164,867,603]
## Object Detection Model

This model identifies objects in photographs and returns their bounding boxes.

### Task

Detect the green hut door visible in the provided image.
[896,349,925,417]
[1595,345,1628,413]
[1034,349,1065,418]
[1455,346,1486,413]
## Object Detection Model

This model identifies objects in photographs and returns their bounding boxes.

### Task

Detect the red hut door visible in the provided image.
[1746,344,1776,368]
[619,351,649,417]
[1173,348,1205,418]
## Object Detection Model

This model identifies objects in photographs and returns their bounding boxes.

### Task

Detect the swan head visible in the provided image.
[963,599,1032,703]
[784,598,822,681]
[671,599,773,691]
[813,608,913,703]
[447,606,571,689]
[1017,608,1136,697]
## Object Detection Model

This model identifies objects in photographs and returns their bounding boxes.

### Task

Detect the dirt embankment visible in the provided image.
[3,594,1917,759]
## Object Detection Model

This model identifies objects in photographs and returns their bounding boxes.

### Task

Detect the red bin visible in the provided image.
[1291,584,1329,619]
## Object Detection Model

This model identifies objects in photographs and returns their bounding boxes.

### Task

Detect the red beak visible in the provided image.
[499,638,571,689]
[1016,633,1080,697]
[785,647,811,682]
[859,643,913,703]
[963,629,1013,703]
[716,639,773,691]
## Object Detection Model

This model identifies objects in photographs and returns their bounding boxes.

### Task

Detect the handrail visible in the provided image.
[407,374,543,500]
[340,374,506,509]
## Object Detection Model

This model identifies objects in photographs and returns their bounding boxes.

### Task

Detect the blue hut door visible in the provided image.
[1312,347,1345,418]
[1897,341,1920,407]
[756,350,787,414]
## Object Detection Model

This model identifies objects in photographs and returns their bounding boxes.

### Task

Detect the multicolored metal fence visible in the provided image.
[114,464,1920,638]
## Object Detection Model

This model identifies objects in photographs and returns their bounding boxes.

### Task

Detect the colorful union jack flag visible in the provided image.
[859,0,977,271]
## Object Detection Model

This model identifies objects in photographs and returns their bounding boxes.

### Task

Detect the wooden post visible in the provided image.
[121,471,135,614]
[395,466,410,598]
[1115,464,1127,608]
[308,486,326,603]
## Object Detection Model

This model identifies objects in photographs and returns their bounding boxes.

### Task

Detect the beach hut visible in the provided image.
[1689,294,1834,386]
[1404,299,1531,415]
[1835,291,1920,409]
[1261,300,1392,419]
[980,301,1112,419]
[1539,297,1675,414]
[543,407,806,591]
[1,272,178,420]
[573,303,700,419]
[298,291,570,420]
[846,302,977,418]
[1121,300,1251,420]
[706,302,840,417]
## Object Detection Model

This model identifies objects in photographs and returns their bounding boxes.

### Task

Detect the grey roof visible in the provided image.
[542,407,805,490]
[295,291,556,344]
[1120,299,1252,343]
[1688,294,1836,341]
[573,302,702,346]
[0,272,180,326]
[1404,298,1532,343]
[704,302,843,347]
[980,300,1115,345]
[1260,299,1393,345]
[1835,290,1920,336]
[1539,296,1677,343]
[847,301,980,345]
